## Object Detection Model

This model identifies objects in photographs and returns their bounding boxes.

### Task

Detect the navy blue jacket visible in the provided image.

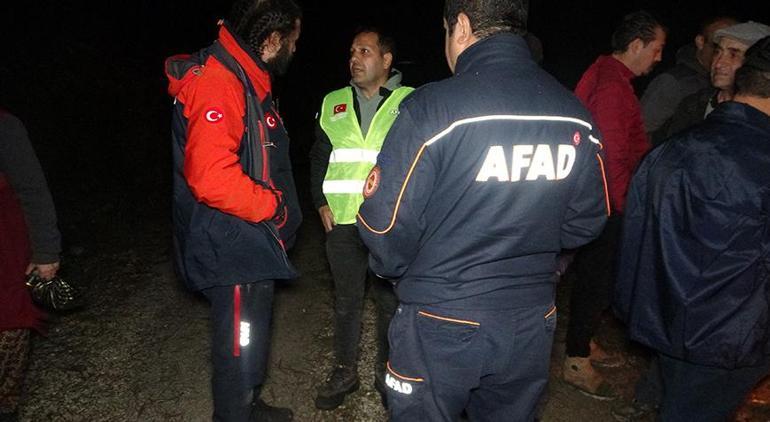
[357,33,609,309]
[615,102,770,369]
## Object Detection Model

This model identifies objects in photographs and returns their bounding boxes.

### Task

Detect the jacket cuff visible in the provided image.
[31,251,60,265]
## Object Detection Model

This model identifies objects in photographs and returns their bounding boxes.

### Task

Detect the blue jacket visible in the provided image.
[615,102,770,369]
[357,33,609,309]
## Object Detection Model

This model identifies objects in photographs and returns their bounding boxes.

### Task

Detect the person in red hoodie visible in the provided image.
[562,10,665,399]
[165,1,302,420]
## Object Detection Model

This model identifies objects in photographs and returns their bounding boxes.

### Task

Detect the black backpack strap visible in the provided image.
[209,42,271,184]
[208,42,287,232]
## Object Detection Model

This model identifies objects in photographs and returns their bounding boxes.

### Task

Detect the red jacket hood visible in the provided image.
[165,23,272,100]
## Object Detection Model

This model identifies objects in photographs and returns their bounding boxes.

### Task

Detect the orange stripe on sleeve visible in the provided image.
[357,143,429,235]
[596,153,611,216]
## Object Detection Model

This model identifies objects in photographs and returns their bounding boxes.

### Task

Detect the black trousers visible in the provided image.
[326,224,397,372]
[565,215,622,357]
[202,281,275,422]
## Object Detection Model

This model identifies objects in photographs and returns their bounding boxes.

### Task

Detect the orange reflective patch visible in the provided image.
[596,154,611,216]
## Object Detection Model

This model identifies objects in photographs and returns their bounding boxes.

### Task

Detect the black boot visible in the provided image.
[314,365,360,410]
[250,398,293,422]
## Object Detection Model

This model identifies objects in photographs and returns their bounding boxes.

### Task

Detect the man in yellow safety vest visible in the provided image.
[309,26,413,410]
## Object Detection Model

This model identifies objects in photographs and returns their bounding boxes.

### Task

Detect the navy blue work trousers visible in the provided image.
[385,301,557,421]
[201,281,275,422]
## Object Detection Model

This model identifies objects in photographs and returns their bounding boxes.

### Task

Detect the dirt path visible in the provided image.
[17,208,770,421]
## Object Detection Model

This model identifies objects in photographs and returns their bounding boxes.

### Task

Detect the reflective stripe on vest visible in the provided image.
[320,86,413,224]
[329,148,379,164]
[322,180,366,194]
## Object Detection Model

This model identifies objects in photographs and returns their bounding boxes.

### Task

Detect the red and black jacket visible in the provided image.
[165,23,301,291]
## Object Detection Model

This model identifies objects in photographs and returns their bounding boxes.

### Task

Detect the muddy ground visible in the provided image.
[16,190,770,421]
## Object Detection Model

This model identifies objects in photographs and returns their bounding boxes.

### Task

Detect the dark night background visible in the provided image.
[0,0,767,251]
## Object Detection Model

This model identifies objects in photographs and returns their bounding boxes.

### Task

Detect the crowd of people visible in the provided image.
[4,0,770,421]
[164,0,770,420]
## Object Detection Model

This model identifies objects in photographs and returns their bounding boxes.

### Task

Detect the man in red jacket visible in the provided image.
[165,1,302,421]
[562,10,665,399]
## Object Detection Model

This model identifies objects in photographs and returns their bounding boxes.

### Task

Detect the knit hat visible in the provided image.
[713,21,770,48]
[742,36,770,72]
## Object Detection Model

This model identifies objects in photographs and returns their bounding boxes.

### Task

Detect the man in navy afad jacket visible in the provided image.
[615,37,770,421]
[357,0,609,419]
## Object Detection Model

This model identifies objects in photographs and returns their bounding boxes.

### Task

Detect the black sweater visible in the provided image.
[0,111,61,263]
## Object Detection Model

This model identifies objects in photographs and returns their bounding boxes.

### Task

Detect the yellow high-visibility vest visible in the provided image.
[320,86,413,224]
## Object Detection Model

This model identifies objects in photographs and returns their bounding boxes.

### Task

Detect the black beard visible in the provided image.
[264,44,294,76]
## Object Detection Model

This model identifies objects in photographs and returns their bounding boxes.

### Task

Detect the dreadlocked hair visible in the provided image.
[228,0,302,55]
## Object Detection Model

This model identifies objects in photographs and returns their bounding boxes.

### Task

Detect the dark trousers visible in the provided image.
[386,302,557,422]
[326,224,397,373]
[658,354,770,422]
[565,215,621,357]
[202,281,275,422]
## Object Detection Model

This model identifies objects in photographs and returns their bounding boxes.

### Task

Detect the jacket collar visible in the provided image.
[712,101,770,136]
[597,55,636,82]
[350,68,404,99]
[454,33,534,76]
[218,23,272,98]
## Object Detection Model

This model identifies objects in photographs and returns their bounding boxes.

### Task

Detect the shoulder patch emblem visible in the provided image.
[205,107,224,124]
[363,165,381,199]
[573,131,582,146]
[333,104,347,114]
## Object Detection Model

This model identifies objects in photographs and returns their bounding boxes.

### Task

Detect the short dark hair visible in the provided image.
[611,10,665,53]
[443,0,528,39]
[228,0,302,55]
[735,36,770,98]
[698,15,737,37]
[353,26,397,58]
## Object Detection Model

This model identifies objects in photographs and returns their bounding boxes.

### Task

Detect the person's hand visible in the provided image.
[318,205,335,233]
[26,262,60,280]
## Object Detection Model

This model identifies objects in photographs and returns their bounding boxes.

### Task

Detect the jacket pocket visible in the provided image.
[544,304,557,332]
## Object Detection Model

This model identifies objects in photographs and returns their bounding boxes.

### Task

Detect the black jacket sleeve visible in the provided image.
[665,89,712,141]
[308,118,332,210]
[0,113,61,263]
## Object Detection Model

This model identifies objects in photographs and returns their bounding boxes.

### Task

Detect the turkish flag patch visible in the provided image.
[265,111,278,129]
[363,165,381,199]
[205,107,224,124]
[573,131,582,146]
[333,104,347,114]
